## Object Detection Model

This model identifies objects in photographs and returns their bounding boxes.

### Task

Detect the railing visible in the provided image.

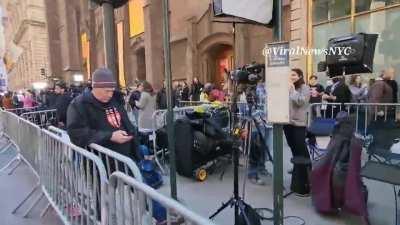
[88,144,143,182]
[0,108,223,225]
[108,172,217,225]
[6,106,39,116]
[48,126,70,142]
[178,101,211,107]
[40,129,108,225]
[21,109,58,128]
[308,102,400,137]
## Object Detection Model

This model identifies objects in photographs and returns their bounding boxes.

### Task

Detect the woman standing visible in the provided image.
[349,75,367,103]
[284,68,311,196]
[2,92,14,109]
[23,90,36,108]
[181,81,190,101]
[136,81,157,131]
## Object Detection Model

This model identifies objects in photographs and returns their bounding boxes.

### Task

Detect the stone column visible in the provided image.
[58,0,81,82]
[235,23,249,68]
[143,0,164,90]
[185,16,197,83]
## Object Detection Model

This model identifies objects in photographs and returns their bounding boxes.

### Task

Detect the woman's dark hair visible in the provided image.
[350,75,361,88]
[291,68,305,89]
[141,81,154,95]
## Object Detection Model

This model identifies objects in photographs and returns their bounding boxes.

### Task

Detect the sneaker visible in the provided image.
[258,168,272,177]
[293,192,310,198]
[249,176,266,186]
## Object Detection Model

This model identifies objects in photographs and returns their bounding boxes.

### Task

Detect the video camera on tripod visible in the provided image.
[229,63,265,86]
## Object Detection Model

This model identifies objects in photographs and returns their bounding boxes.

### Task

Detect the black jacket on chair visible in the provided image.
[66,91,140,160]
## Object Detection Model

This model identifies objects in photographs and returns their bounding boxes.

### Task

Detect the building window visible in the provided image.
[313,0,351,23]
[355,7,400,75]
[117,22,127,88]
[129,0,144,37]
[311,0,400,83]
[356,0,400,13]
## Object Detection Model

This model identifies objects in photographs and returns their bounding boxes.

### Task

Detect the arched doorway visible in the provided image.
[204,44,233,89]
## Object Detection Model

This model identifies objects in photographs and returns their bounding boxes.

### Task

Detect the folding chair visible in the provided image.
[361,121,400,225]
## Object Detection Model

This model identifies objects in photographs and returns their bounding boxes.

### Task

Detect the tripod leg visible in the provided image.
[209,198,234,219]
[237,200,253,225]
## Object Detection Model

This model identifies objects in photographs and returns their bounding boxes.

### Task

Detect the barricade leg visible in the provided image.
[7,157,22,175]
[0,156,19,172]
[12,184,40,214]
[40,203,51,218]
[23,192,44,218]
[0,142,12,154]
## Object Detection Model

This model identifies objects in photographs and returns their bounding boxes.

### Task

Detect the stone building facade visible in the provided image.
[1,0,50,91]
[46,0,297,91]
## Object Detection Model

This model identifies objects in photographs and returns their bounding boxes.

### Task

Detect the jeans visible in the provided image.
[248,124,272,178]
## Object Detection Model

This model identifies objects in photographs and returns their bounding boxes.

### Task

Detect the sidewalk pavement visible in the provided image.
[159,137,396,225]
[0,145,62,225]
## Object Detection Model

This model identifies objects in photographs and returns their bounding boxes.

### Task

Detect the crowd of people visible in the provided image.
[1,66,398,201]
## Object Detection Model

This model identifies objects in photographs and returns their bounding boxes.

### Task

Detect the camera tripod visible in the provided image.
[209,84,272,225]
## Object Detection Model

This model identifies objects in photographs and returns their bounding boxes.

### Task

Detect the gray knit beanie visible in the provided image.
[92,68,117,88]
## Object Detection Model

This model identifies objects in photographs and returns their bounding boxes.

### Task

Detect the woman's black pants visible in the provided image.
[283,125,311,194]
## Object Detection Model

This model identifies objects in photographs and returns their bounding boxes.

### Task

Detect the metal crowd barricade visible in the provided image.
[308,102,400,138]
[108,172,217,225]
[345,103,400,137]
[0,110,14,156]
[6,106,38,116]
[178,101,211,107]
[88,143,143,182]
[48,126,71,142]
[39,129,108,225]
[11,118,45,217]
[47,126,143,182]
[0,110,20,171]
[21,109,57,128]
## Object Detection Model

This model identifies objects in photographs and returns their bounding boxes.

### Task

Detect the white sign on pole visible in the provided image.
[265,42,290,124]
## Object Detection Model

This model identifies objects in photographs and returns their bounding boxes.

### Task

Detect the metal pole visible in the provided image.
[162,0,177,200]
[272,0,284,225]
[102,1,117,81]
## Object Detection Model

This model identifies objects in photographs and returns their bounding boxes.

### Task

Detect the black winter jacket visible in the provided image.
[66,91,140,160]
[54,93,73,124]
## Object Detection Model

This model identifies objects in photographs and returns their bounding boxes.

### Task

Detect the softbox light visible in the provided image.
[213,0,273,25]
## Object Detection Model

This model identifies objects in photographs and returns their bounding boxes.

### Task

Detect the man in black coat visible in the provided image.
[384,67,398,103]
[66,68,140,161]
[323,76,352,118]
[156,80,176,109]
[54,82,73,128]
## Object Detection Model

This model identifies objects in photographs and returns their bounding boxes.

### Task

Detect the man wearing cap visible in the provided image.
[66,68,140,160]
